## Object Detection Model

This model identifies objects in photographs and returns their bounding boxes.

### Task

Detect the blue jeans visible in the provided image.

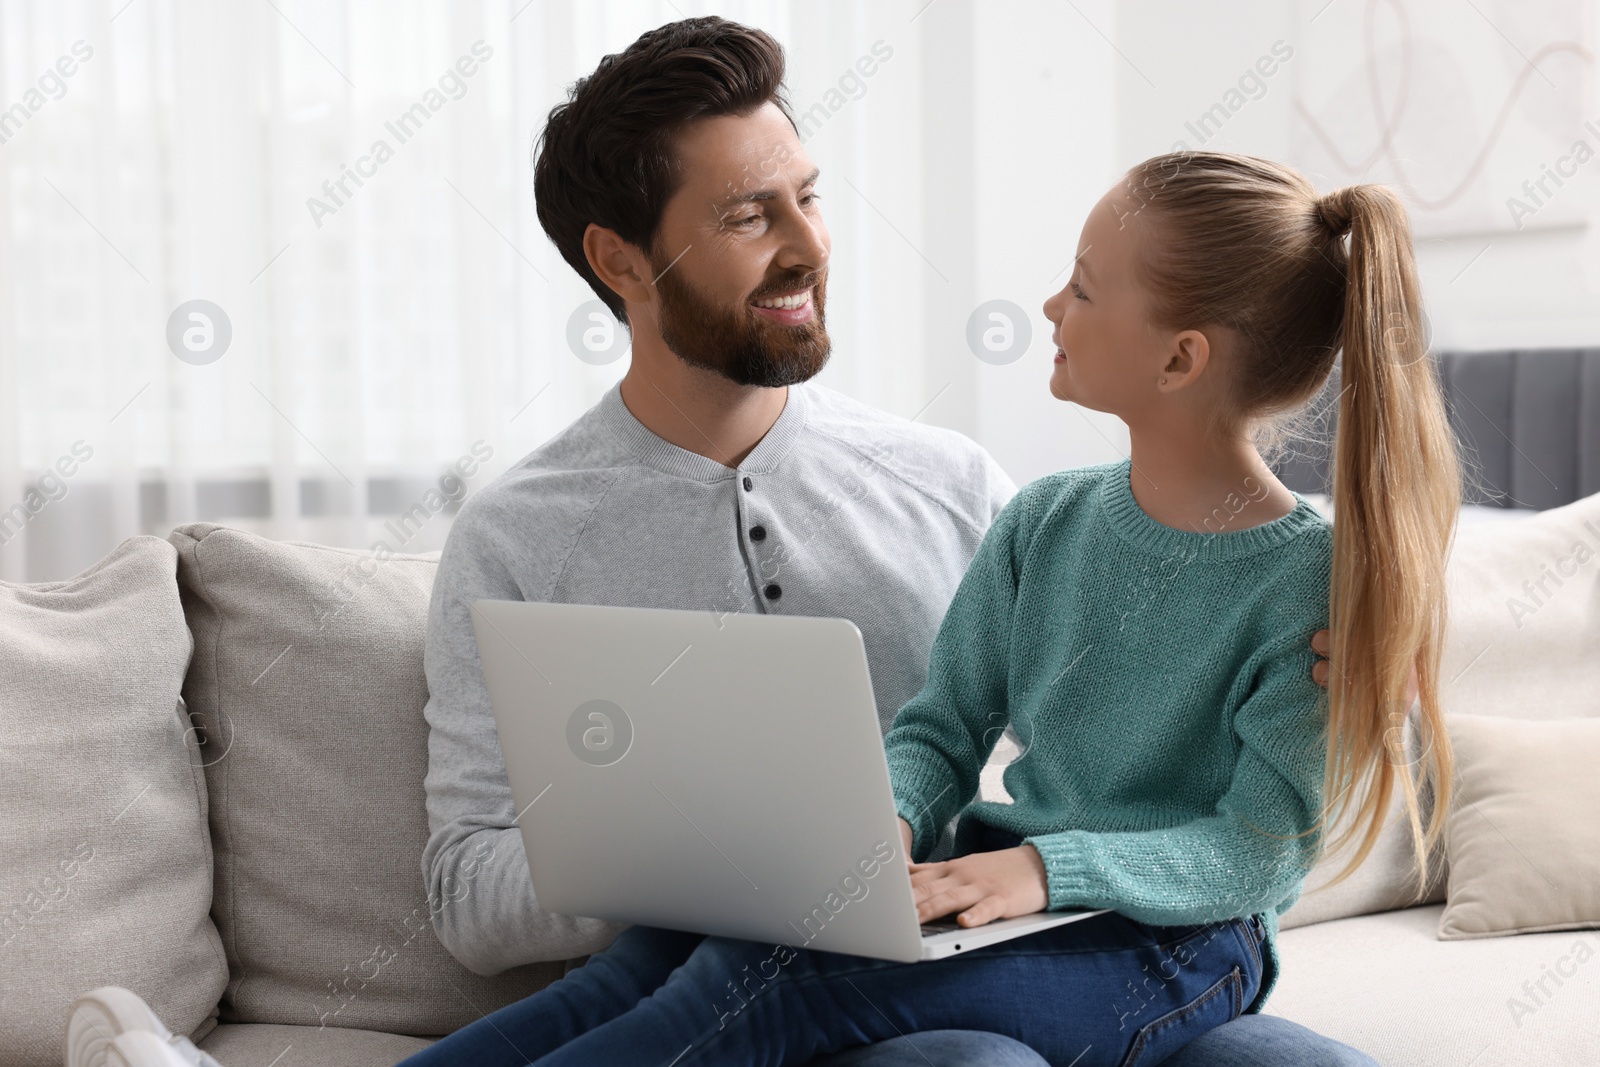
[815,1015,1380,1067]
[399,911,1262,1066]
[400,818,1376,1067]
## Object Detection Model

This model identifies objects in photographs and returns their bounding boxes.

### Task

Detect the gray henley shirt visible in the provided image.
[422,380,1014,975]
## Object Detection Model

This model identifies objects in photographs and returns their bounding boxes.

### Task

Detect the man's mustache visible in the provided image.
[749,270,827,302]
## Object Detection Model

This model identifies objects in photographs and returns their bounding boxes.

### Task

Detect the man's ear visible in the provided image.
[583,224,653,307]
[1158,329,1212,392]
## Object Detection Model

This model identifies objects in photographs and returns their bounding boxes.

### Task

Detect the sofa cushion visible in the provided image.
[1276,788,1445,932]
[1439,490,1600,719]
[1284,492,1600,931]
[1439,713,1600,939]
[1277,702,1447,930]
[1270,905,1598,1066]
[198,1023,433,1067]
[170,524,564,1036]
[0,537,226,1067]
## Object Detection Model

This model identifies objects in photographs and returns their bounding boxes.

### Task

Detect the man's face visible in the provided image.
[646,102,831,387]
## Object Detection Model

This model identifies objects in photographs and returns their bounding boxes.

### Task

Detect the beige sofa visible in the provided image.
[2,499,1595,1067]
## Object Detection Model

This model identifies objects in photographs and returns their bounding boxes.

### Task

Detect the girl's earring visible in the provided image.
[1159,376,1168,385]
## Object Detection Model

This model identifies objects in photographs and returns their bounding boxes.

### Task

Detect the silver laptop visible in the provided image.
[471,600,1107,962]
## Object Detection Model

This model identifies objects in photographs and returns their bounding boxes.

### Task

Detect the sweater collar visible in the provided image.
[598,381,810,483]
[1098,457,1327,561]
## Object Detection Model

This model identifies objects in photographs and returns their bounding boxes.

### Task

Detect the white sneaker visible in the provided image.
[63,988,225,1067]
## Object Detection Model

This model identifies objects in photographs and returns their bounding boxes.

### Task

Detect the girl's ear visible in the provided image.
[1158,329,1212,391]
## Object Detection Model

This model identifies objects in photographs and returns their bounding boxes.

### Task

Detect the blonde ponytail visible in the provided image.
[1316,185,1459,894]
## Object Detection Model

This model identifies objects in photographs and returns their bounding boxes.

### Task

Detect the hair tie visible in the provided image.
[1316,197,1352,238]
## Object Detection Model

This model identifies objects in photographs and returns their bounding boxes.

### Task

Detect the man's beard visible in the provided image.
[650,258,831,388]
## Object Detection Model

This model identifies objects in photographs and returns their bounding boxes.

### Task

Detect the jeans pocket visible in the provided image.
[1146,922,1219,955]
[1116,966,1244,1067]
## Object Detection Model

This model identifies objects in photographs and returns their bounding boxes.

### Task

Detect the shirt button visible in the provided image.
[742,476,754,491]
[763,583,782,600]
[748,525,767,542]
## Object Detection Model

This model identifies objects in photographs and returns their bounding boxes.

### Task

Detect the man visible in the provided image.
[417,16,1375,1067]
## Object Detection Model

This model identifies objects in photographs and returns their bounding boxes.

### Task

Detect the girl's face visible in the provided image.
[1043,189,1171,418]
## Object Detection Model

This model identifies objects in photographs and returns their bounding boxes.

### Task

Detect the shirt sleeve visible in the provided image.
[980,449,1018,523]
[420,501,628,974]
[1022,637,1328,923]
[884,482,1043,860]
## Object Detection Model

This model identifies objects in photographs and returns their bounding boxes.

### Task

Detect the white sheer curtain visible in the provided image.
[1,0,979,581]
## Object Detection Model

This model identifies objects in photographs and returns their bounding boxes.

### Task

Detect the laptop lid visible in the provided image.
[471,600,930,962]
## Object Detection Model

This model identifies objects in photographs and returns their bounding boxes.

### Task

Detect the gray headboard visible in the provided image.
[1275,348,1600,510]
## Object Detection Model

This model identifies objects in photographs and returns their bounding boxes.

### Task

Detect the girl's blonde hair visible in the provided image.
[1121,151,1460,895]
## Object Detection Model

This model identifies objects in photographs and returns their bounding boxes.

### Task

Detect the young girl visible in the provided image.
[86,151,1452,1067]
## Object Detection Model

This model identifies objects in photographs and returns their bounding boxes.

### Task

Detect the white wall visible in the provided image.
[1113,0,1600,352]
[971,0,1130,488]
[5,0,1596,579]
[962,0,1600,489]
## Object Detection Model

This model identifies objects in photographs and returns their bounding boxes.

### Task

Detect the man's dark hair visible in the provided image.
[534,17,794,321]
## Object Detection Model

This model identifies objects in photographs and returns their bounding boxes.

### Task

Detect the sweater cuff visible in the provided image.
[894,798,939,862]
[887,745,960,862]
[1022,830,1100,912]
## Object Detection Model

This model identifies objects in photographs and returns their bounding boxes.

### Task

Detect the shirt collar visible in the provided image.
[598,380,811,483]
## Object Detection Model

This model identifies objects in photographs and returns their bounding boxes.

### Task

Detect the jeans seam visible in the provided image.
[1116,965,1242,1067]
[1231,917,1263,981]
[1149,923,1225,955]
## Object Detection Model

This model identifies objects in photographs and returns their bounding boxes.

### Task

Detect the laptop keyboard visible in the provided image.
[919,919,965,935]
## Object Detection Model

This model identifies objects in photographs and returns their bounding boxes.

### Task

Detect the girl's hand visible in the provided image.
[908,845,1050,927]
[897,816,914,861]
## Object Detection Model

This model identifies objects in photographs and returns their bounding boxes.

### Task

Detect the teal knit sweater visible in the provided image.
[885,459,1332,1013]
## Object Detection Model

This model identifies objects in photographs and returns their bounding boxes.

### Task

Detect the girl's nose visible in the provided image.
[1042,288,1063,323]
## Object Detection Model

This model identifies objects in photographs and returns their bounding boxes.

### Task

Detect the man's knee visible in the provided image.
[1163,1014,1379,1067]
[805,1029,1048,1067]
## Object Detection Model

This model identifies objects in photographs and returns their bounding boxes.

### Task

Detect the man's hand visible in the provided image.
[908,846,1050,927]
[1312,627,1427,710]
[1310,627,1420,706]
[1312,629,1330,687]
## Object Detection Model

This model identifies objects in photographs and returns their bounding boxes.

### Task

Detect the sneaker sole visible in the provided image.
[64,987,170,1067]
[107,1031,190,1067]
